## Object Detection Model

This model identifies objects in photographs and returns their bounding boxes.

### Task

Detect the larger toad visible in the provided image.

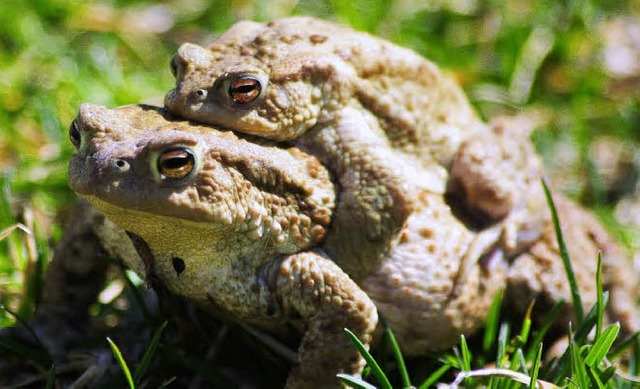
[68,104,637,388]
[164,17,542,278]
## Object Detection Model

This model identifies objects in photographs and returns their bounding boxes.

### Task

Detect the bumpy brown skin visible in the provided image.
[68,104,637,387]
[164,16,540,277]
[508,195,639,335]
[68,104,376,388]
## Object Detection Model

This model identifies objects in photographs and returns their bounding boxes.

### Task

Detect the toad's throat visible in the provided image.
[82,194,315,266]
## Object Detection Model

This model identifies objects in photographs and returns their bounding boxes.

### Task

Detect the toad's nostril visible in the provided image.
[69,120,81,148]
[115,159,130,172]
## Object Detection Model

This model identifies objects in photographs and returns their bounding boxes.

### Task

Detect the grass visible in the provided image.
[0,0,639,387]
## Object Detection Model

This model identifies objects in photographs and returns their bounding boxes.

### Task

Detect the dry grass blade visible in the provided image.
[447,368,561,389]
[0,223,33,241]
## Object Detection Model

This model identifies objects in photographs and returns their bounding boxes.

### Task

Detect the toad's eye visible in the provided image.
[157,147,195,179]
[170,56,178,78]
[69,120,81,148]
[229,75,262,105]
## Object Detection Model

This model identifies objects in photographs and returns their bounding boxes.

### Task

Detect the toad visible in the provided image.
[164,17,542,278]
[68,104,637,388]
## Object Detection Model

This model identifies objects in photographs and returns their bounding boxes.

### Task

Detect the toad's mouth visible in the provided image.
[81,194,232,229]
[81,194,237,254]
[81,195,209,230]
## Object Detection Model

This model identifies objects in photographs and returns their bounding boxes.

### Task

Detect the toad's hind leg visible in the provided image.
[449,116,542,228]
[506,195,639,334]
[360,192,508,354]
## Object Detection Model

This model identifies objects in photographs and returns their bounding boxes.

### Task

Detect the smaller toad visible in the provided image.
[165,17,541,278]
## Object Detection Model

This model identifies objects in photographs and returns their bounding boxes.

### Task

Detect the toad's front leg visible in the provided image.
[262,251,378,388]
[298,107,418,278]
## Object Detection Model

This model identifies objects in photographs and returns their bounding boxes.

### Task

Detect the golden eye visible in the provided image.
[69,120,81,148]
[157,147,195,179]
[229,75,262,104]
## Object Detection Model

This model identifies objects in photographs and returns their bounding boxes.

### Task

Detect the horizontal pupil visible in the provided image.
[164,156,189,169]
[232,84,257,93]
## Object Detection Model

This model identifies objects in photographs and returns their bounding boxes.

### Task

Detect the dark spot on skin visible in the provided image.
[280,34,294,44]
[172,257,186,275]
[309,34,328,44]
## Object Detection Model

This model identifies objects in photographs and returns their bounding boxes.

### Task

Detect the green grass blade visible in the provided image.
[526,300,565,361]
[418,364,451,389]
[542,179,583,323]
[595,252,603,339]
[107,337,135,389]
[598,365,616,385]
[441,353,462,369]
[627,337,640,389]
[517,300,533,346]
[548,348,571,383]
[528,343,542,389]
[496,322,510,368]
[133,321,167,385]
[584,323,620,368]
[570,350,588,389]
[460,335,472,372]
[568,325,589,389]
[344,328,392,389]
[483,290,503,353]
[586,366,605,389]
[337,374,378,389]
[45,364,55,389]
[382,319,410,388]
[609,332,639,359]
[516,349,528,375]
[574,292,607,343]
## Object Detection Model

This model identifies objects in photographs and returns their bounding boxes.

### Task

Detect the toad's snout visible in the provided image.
[67,104,137,196]
[68,146,133,197]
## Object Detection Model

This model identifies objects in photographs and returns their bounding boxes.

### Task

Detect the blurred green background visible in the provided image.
[1,0,639,329]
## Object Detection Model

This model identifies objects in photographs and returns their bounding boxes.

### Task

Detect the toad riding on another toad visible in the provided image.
[64,16,638,388]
